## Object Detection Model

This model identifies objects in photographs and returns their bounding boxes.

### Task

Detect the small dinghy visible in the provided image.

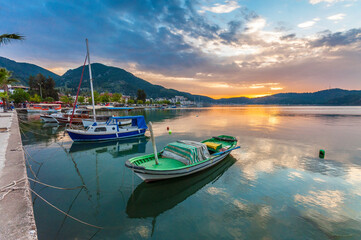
[125,133,239,182]
[66,115,148,142]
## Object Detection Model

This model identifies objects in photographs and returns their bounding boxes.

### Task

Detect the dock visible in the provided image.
[0,110,37,240]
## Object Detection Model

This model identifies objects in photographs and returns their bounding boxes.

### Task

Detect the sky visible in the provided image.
[0,0,361,99]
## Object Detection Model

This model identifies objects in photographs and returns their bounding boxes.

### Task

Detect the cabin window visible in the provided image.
[112,127,115,130]
[94,127,107,132]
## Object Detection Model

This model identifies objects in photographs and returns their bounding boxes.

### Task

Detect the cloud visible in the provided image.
[298,21,316,28]
[280,33,296,40]
[2,0,361,97]
[327,13,346,20]
[199,1,241,14]
[312,28,361,47]
[309,0,345,5]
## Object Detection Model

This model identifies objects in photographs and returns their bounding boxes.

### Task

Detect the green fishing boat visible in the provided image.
[125,135,239,182]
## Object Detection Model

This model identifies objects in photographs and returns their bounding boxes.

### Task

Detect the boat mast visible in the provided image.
[86,38,96,122]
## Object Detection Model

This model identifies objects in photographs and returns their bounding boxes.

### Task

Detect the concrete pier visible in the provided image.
[0,111,37,240]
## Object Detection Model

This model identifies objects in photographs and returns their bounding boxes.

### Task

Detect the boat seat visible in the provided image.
[203,141,222,152]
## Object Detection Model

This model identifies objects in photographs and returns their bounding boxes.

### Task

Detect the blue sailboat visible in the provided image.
[66,116,148,142]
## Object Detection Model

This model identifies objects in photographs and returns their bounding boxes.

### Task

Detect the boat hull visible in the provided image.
[130,152,231,182]
[67,128,146,142]
[40,115,58,123]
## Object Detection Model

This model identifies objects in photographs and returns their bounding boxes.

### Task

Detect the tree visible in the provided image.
[30,94,42,103]
[100,92,111,103]
[88,91,100,104]
[111,93,122,102]
[137,100,143,104]
[60,95,73,104]
[11,89,30,103]
[137,89,146,102]
[78,96,85,104]
[0,33,24,46]
[29,74,58,100]
[128,99,135,104]
[0,68,19,111]
[44,97,54,102]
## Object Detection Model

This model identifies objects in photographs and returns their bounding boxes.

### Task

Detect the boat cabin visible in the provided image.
[86,115,148,134]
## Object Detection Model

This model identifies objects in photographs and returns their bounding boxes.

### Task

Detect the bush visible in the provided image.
[11,89,30,103]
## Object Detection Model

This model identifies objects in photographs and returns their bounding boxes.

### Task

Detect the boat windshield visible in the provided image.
[162,141,210,165]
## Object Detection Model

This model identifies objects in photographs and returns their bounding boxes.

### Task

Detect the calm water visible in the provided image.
[20,106,361,239]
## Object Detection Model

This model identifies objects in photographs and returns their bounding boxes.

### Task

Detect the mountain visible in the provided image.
[58,63,213,101]
[217,89,361,105]
[2,56,361,105]
[0,57,60,85]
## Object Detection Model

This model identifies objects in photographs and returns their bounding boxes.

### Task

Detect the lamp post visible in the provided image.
[38,83,42,99]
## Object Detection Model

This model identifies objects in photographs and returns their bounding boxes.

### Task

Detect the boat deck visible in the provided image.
[142,158,186,170]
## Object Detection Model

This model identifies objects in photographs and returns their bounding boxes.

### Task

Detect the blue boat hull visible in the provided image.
[67,129,146,142]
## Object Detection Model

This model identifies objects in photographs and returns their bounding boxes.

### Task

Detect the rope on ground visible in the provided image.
[28,188,104,229]
[0,178,27,201]
[28,177,85,190]
[0,178,26,191]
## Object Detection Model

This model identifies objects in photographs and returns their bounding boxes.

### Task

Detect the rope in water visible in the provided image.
[28,177,85,190]
[29,188,104,229]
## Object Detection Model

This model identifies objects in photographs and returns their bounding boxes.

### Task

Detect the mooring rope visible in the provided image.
[28,188,104,229]
[28,177,85,190]
[0,178,27,201]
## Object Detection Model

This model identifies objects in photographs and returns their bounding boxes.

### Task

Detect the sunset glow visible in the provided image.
[1,0,361,98]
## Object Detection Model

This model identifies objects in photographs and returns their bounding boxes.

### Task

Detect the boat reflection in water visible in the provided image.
[126,155,236,219]
[69,136,148,157]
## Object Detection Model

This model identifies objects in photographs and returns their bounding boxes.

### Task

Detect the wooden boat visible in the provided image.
[66,115,148,142]
[125,135,240,182]
[26,103,61,113]
[41,109,111,124]
[126,155,236,218]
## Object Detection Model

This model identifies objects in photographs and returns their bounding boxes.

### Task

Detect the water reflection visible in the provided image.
[126,156,236,219]
[69,137,148,157]
[19,106,361,239]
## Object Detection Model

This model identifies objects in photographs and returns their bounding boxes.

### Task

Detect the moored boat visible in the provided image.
[66,115,148,142]
[82,117,130,128]
[125,135,240,182]
[26,103,61,113]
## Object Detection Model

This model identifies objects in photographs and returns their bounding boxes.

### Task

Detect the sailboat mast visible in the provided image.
[86,38,96,122]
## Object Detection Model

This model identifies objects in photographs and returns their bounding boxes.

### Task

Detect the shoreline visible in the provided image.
[0,112,37,240]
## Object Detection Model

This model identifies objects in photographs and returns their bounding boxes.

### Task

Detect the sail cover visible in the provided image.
[162,140,210,165]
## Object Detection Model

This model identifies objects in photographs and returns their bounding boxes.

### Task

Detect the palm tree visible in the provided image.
[0,68,19,112]
[0,33,25,45]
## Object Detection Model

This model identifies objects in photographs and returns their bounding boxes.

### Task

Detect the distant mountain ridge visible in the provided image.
[0,57,60,85]
[217,89,361,105]
[1,56,361,105]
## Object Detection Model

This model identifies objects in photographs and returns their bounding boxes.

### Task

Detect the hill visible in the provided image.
[217,89,361,105]
[58,63,213,101]
[0,57,60,85]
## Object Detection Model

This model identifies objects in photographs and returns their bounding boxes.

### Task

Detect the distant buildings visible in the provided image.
[0,85,29,94]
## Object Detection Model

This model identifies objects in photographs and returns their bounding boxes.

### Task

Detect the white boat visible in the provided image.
[67,116,148,142]
[82,118,131,128]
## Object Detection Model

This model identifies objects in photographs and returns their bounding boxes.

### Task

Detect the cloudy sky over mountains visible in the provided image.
[1,0,361,98]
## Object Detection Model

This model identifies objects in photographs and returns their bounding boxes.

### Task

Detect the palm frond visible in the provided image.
[0,33,25,45]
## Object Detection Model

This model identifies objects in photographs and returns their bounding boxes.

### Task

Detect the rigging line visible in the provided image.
[70,54,88,127]
[29,188,104,229]
[28,177,85,190]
